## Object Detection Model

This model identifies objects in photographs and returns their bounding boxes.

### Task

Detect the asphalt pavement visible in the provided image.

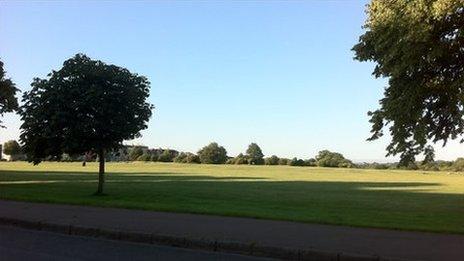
[0,225,274,261]
[1,200,464,260]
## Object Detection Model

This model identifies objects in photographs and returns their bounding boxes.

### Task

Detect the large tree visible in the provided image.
[3,140,21,157]
[197,142,228,164]
[246,142,264,165]
[353,0,464,165]
[0,59,19,128]
[316,150,353,168]
[20,54,153,194]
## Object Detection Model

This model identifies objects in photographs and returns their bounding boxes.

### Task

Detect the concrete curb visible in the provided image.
[0,217,409,261]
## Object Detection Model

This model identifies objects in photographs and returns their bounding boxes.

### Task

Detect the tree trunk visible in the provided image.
[95,149,105,195]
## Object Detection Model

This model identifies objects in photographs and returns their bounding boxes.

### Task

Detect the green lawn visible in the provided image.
[1,162,463,233]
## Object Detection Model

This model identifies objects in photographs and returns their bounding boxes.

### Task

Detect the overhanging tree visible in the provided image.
[0,59,19,128]
[20,54,154,194]
[353,0,464,165]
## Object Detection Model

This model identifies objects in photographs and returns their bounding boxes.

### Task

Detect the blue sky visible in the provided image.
[0,1,462,162]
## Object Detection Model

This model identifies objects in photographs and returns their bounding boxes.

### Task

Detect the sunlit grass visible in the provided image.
[1,161,463,233]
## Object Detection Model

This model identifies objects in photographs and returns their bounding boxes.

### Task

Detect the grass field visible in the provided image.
[0,162,463,233]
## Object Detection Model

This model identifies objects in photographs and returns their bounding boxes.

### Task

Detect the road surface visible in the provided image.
[0,225,274,261]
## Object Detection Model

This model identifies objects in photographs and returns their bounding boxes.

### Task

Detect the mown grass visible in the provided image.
[0,162,463,233]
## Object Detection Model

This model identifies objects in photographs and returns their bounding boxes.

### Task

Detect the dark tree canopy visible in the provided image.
[3,140,21,156]
[197,142,228,164]
[20,54,153,194]
[0,59,19,128]
[353,0,464,165]
[20,54,153,163]
[246,143,264,165]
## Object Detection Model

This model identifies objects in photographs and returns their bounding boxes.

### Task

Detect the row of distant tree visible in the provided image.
[1,140,352,167]
[4,140,464,172]
[356,160,464,172]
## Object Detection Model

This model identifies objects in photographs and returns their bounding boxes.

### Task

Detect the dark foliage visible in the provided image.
[353,1,464,166]
[246,143,264,165]
[19,54,153,194]
[0,59,19,128]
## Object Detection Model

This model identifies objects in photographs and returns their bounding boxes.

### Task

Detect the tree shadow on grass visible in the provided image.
[1,169,464,233]
[0,169,449,190]
[0,170,269,184]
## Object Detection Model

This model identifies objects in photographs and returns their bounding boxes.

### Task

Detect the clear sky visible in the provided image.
[0,1,462,162]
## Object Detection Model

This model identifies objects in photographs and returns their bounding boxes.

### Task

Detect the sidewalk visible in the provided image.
[0,200,462,261]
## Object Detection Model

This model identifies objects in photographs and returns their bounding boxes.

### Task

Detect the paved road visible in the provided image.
[0,225,274,261]
[1,200,464,260]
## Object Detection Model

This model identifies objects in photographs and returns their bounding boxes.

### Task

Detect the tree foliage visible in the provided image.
[173,152,187,163]
[304,158,317,167]
[3,140,21,156]
[229,153,249,165]
[451,157,464,171]
[246,143,264,165]
[174,152,200,164]
[353,0,464,165]
[129,146,145,161]
[289,157,305,167]
[197,142,228,164]
[278,158,290,165]
[184,153,200,163]
[19,54,153,194]
[158,149,176,162]
[316,150,353,168]
[422,145,436,165]
[0,59,19,128]
[137,153,151,162]
[264,155,280,165]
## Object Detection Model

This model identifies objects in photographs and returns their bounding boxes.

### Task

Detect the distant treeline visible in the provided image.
[2,140,464,172]
[356,160,464,172]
